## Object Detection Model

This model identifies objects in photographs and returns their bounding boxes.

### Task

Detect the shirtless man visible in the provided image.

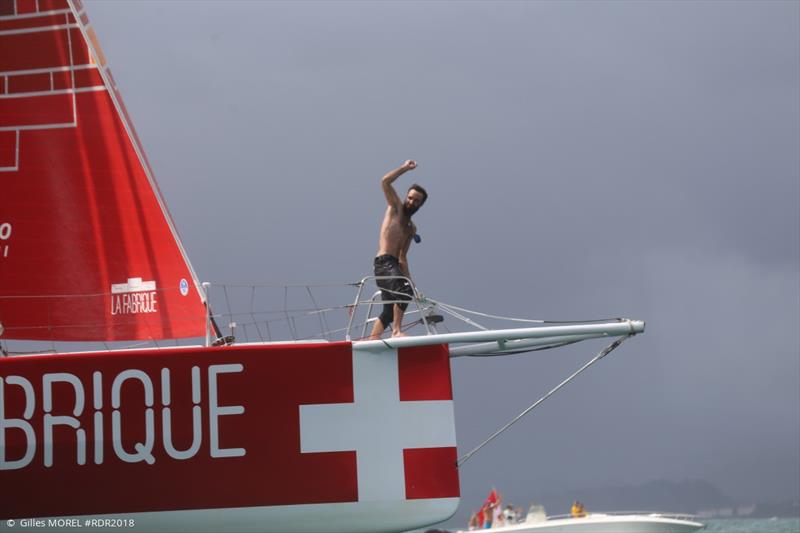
[369,160,428,339]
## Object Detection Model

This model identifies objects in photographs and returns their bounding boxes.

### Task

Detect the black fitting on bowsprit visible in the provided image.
[425,314,444,324]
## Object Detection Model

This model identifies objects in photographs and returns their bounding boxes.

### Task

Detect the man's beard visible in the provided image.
[403,203,419,217]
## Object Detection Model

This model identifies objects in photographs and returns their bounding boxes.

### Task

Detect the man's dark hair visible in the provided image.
[408,183,428,205]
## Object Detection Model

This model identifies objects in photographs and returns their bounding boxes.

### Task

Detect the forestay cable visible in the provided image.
[456,334,632,467]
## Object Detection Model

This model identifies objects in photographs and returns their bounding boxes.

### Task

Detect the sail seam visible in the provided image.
[0,23,78,36]
[0,85,103,100]
[0,9,71,22]
[0,64,96,77]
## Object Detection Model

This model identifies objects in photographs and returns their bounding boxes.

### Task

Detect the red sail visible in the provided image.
[0,0,207,341]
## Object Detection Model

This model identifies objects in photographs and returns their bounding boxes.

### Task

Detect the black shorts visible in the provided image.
[374,254,413,326]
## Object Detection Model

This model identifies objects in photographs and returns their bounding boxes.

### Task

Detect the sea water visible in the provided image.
[702,518,799,533]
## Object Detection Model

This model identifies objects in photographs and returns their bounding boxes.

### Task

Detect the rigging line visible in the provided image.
[250,285,265,342]
[310,318,381,342]
[456,334,632,468]
[306,286,330,340]
[250,312,265,342]
[430,298,625,325]
[222,285,235,331]
[429,299,544,324]
[284,286,298,340]
[249,285,257,313]
[436,303,489,331]
[209,281,359,289]
[397,317,427,333]
[203,286,224,341]
[239,312,317,330]
[350,316,427,343]
[0,284,201,300]
[297,323,353,341]
[215,305,351,318]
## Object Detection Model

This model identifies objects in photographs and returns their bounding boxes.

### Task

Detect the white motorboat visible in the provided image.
[456,511,705,533]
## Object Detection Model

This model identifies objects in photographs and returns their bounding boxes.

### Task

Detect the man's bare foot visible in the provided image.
[391,330,408,338]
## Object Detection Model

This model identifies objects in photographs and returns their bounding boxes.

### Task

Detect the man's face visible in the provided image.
[404,189,425,216]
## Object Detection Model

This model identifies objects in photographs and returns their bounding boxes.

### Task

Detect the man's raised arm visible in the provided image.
[381,159,417,208]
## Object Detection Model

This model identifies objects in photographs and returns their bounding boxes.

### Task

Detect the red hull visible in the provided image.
[0,342,459,520]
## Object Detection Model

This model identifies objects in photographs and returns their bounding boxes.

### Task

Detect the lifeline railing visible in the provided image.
[345,275,434,341]
[198,276,441,347]
[357,290,439,340]
[1,277,641,356]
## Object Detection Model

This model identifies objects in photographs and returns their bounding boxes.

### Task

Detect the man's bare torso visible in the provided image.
[377,206,414,258]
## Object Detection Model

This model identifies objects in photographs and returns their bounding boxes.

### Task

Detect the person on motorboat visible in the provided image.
[571,501,587,518]
[468,510,479,530]
[503,504,518,524]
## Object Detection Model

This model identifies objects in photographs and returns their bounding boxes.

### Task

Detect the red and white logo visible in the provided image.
[301,345,457,502]
[110,277,158,315]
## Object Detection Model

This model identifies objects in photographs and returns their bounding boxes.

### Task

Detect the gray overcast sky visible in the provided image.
[86,0,798,518]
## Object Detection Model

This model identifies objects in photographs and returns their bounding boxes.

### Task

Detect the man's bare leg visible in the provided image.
[391,304,407,337]
[369,318,386,340]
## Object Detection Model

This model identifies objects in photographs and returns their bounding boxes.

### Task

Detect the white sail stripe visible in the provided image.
[0,22,77,36]
[65,3,77,124]
[0,64,95,77]
[0,9,72,22]
[0,85,103,99]
[0,121,76,132]
[65,0,208,309]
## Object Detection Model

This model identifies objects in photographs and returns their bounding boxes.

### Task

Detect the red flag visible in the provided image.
[485,488,499,506]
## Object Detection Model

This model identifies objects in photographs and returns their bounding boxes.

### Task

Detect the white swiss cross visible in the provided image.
[299,346,456,502]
